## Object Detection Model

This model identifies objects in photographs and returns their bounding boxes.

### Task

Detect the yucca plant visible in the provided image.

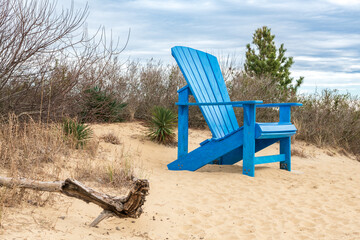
[148,106,177,145]
[62,118,93,148]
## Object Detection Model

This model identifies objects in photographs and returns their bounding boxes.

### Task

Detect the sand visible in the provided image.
[1,121,360,240]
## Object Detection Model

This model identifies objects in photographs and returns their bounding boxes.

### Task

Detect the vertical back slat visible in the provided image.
[195,50,235,135]
[173,47,221,137]
[172,46,239,139]
[186,48,227,137]
[206,54,239,131]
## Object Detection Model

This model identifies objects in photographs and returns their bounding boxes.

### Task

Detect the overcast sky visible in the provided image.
[64,0,360,96]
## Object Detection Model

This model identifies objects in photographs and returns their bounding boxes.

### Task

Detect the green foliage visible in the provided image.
[81,86,126,122]
[62,118,93,148]
[148,106,177,144]
[244,26,303,94]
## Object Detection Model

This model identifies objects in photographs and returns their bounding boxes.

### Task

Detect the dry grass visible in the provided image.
[100,133,121,145]
[291,148,308,158]
[74,147,136,189]
[0,115,142,227]
[0,114,68,179]
[0,114,69,225]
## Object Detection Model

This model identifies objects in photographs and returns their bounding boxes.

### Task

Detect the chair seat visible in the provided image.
[200,122,297,146]
[255,122,297,139]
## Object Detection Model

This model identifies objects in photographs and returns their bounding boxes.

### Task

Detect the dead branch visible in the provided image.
[0,176,149,227]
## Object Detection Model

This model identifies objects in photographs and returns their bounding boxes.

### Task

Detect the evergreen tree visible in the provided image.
[244,26,303,93]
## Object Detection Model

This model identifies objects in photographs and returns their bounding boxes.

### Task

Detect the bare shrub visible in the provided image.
[228,72,298,125]
[291,148,307,158]
[101,133,121,145]
[111,61,185,121]
[293,89,360,155]
[0,0,127,121]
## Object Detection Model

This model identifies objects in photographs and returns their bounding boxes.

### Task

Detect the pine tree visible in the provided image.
[244,26,303,93]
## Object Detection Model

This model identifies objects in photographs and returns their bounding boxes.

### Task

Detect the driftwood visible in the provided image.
[0,176,149,227]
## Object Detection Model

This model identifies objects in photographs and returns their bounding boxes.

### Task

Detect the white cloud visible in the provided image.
[326,0,360,7]
[58,0,360,95]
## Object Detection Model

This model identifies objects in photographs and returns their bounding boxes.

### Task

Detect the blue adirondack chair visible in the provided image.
[167,46,302,177]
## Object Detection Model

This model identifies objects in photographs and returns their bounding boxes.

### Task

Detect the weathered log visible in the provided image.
[0,176,149,226]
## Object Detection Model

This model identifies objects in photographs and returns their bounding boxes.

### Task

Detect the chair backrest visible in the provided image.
[172,46,239,139]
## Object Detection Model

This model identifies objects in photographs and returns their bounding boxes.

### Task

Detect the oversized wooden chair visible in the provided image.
[167,46,302,177]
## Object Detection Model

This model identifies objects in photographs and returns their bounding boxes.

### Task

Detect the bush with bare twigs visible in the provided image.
[0,0,128,121]
[293,89,360,156]
[101,133,121,145]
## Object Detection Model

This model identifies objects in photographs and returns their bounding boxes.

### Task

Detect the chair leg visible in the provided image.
[243,143,255,177]
[177,87,189,159]
[243,104,256,177]
[280,137,291,171]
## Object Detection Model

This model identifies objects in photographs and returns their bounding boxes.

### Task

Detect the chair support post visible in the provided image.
[243,104,256,177]
[279,106,291,171]
[178,87,190,159]
[279,106,291,123]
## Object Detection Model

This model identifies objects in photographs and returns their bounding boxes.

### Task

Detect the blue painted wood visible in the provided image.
[256,122,297,133]
[188,48,231,136]
[172,47,221,137]
[220,138,281,165]
[169,46,302,177]
[242,104,256,177]
[256,103,302,108]
[280,137,291,171]
[172,46,243,139]
[177,85,192,95]
[207,53,239,130]
[254,154,285,165]
[257,132,297,139]
[194,49,237,135]
[178,87,189,159]
[167,127,244,171]
[176,100,263,106]
[279,105,291,171]
[280,106,291,123]
[183,47,226,137]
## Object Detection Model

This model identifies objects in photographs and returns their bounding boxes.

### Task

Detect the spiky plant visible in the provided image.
[62,118,93,148]
[148,106,177,145]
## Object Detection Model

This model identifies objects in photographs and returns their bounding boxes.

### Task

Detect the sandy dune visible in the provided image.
[1,122,360,239]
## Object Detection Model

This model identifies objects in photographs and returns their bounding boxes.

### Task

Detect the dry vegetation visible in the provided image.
[100,133,121,145]
[0,0,359,230]
[0,114,139,226]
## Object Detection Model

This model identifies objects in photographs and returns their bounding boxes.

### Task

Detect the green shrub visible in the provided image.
[62,118,93,148]
[148,106,177,145]
[81,86,126,122]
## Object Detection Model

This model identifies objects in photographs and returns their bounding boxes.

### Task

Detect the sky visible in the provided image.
[63,0,360,96]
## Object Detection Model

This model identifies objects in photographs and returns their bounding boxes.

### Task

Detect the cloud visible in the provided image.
[60,0,360,95]
[326,0,360,7]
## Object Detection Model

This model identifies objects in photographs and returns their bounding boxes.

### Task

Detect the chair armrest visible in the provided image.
[176,100,263,106]
[256,103,302,108]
